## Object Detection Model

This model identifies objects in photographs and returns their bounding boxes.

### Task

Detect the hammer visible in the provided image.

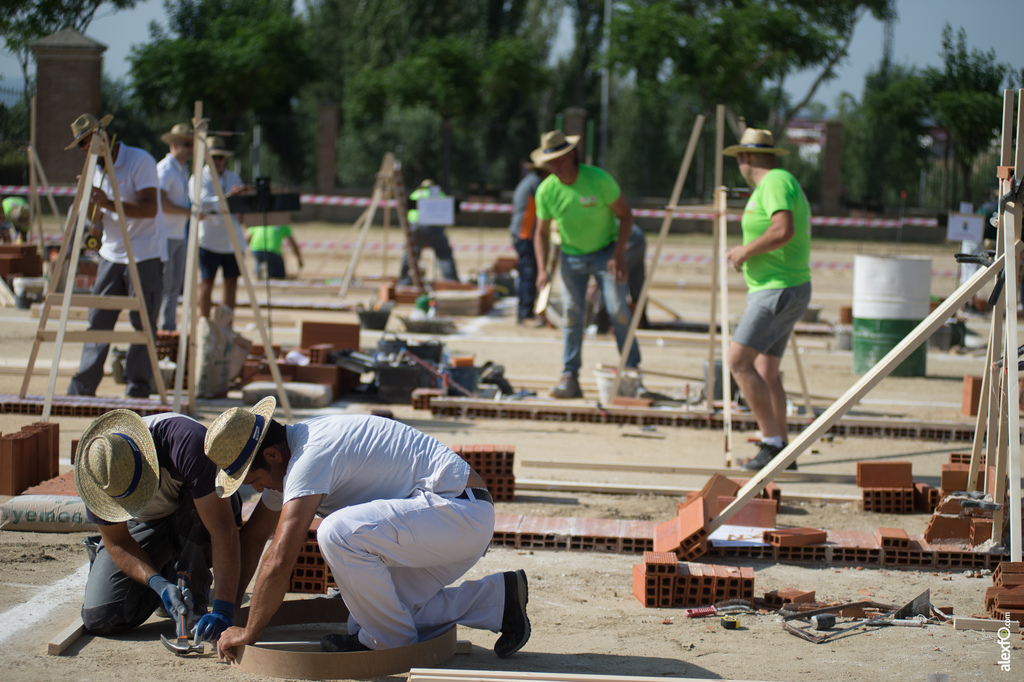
[160,572,204,656]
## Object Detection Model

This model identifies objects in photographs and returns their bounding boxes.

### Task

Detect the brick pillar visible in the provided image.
[821,120,843,212]
[32,29,106,186]
[316,103,339,193]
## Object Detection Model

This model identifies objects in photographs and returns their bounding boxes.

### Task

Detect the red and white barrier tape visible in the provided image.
[2,186,938,228]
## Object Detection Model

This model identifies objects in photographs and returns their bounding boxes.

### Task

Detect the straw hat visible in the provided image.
[8,203,29,231]
[74,410,159,523]
[208,136,234,157]
[722,128,789,157]
[419,179,434,189]
[64,113,114,151]
[161,123,193,145]
[531,130,580,165]
[204,396,277,497]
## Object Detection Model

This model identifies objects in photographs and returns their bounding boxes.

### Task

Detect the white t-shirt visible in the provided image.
[157,154,190,241]
[261,415,470,519]
[94,143,165,264]
[190,165,245,254]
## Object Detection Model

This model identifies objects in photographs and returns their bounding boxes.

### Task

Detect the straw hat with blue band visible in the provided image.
[531,130,581,166]
[722,128,789,157]
[205,396,277,497]
[64,113,114,151]
[74,409,160,523]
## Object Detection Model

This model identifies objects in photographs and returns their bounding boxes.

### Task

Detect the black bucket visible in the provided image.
[406,339,444,364]
[377,333,407,357]
[374,361,422,404]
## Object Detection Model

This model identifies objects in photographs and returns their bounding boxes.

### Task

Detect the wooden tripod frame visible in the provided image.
[173,103,293,421]
[20,121,168,419]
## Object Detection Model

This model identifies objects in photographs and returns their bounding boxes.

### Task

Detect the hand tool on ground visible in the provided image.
[720,615,739,630]
[160,572,204,656]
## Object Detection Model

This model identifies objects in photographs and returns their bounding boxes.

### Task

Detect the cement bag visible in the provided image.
[242,381,333,408]
[0,495,96,533]
[197,305,235,397]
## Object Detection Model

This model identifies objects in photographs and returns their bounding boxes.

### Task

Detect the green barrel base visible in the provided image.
[852,317,927,377]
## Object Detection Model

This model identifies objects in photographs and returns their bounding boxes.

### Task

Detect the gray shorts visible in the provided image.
[732,281,812,357]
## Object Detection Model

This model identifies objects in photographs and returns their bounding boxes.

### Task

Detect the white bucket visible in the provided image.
[594,365,642,405]
[852,255,931,320]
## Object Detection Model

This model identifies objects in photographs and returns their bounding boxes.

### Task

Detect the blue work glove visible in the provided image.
[148,574,194,621]
[192,600,235,644]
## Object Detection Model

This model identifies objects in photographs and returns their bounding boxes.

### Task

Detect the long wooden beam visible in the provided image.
[518,459,857,483]
[709,244,1016,533]
[515,478,860,503]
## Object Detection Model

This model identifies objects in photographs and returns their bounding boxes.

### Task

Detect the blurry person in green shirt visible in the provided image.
[246,224,303,279]
[723,128,811,472]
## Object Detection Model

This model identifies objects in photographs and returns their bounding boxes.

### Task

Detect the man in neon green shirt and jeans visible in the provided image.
[723,128,812,471]
[533,130,640,399]
[247,224,303,279]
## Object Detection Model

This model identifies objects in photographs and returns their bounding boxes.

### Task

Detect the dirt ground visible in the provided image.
[0,222,1020,681]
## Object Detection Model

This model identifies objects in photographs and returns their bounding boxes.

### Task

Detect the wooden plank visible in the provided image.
[47,617,85,655]
[514,477,860,503]
[710,246,1012,533]
[37,330,149,344]
[518,459,857,483]
[952,616,1020,632]
[410,668,768,682]
[717,185,733,464]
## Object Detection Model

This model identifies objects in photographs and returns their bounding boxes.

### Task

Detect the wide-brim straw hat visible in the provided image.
[74,409,159,523]
[531,130,580,165]
[64,113,114,151]
[722,128,789,157]
[9,203,29,230]
[161,123,193,145]
[207,136,234,157]
[205,396,277,497]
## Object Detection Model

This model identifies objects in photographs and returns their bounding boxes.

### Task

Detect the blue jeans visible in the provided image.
[513,237,538,320]
[559,243,640,375]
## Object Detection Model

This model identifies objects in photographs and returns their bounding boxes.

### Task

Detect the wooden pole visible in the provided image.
[607,115,706,399]
[789,334,815,418]
[716,186,733,463]
[1004,89,1023,562]
[177,102,206,413]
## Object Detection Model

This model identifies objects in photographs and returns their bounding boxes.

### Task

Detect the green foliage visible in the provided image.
[924,25,1009,207]
[129,0,315,183]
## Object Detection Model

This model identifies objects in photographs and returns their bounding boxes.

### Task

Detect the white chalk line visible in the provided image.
[0,562,89,645]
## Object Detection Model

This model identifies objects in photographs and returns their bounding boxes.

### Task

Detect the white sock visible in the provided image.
[761,436,784,448]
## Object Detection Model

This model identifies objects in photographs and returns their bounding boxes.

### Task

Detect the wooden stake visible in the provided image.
[47,616,85,655]
[716,185,733,463]
[789,334,814,418]
[607,114,706,400]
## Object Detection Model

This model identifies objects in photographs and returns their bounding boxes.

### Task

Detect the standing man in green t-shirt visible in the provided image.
[1,196,30,243]
[723,128,812,471]
[532,130,640,399]
[246,224,303,279]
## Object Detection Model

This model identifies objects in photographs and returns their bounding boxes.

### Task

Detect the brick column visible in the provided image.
[31,29,106,185]
[821,120,843,212]
[316,103,339,193]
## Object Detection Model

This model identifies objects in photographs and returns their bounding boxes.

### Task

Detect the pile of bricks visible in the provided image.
[986,562,1024,624]
[0,243,44,278]
[0,393,177,417]
[763,588,815,609]
[632,551,754,608]
[857,461,916,513]
[290,519,338,594]
[449,444,515,502]
[242,321,362,398]
[0,422,60,496]
[412,388,445,411]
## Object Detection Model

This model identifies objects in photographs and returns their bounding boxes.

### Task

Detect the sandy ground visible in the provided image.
[0,223,1020,681]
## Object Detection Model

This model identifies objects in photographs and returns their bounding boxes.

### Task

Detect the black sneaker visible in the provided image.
[494,570,530,658]
[741,442,783,471]
[550,372,582,399]
[321,633,371,652]
[124,381,151,398]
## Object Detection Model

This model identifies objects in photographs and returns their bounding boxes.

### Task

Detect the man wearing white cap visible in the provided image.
[205,407,530,660]
[75,408,244,643]
[722,128,812,471]
[531,130,640,399]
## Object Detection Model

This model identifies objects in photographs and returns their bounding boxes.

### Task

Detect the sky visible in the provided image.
[1,0,1021,112]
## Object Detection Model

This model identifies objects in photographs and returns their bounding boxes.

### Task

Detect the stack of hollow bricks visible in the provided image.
[0,422,60,496]
[986,562,1024,625]
[857,461,919,514]
[289,443,516,594]
[632,551,754,608]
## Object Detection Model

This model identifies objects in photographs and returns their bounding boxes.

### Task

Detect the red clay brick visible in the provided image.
[717,496,777,528]
[940,463,970,495]
[856,461,913,488]
[961,375,983,416]
[683,474,741,516]
[924,515,973,543]
[763,528,827,547]
[300,321,360,352]
[876,527,911,549]
[913,482,940,513]
[994,562,1024,587]
[970,518,994,546]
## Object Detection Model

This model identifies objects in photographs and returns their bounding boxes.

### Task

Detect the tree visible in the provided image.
[129,0,314,182]
[0,0,138,102]
[925,25,1010,208]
